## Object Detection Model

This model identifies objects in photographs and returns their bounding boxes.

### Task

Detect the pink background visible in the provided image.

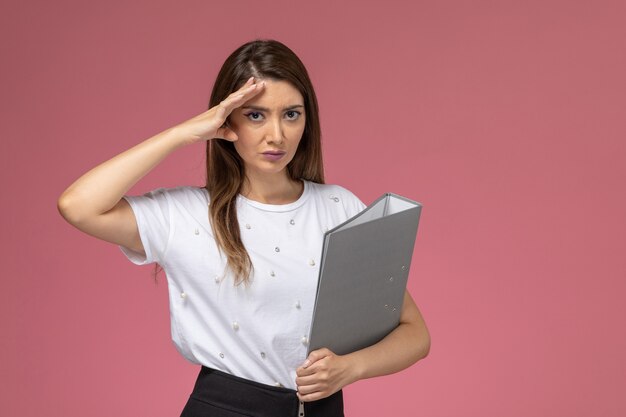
[2,0,625,416]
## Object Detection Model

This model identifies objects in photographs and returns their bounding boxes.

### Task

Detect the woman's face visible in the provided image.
[228,79,306,181]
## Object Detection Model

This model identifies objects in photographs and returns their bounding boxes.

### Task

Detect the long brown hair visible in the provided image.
[206,39,324,286]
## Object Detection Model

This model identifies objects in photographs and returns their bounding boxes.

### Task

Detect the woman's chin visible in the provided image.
[245,164,290,179]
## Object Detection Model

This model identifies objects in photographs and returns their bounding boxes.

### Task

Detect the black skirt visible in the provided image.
[180,366,344,417]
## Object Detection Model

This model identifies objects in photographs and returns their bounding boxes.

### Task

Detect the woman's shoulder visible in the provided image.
[131,185,208,205]
[306,180,360,198]
[304,180,367,212]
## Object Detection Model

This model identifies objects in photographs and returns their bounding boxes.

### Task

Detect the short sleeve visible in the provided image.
[118,187,172,265]
[336,185,367,217]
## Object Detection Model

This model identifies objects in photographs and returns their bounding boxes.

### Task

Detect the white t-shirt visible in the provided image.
[119,179,366,389]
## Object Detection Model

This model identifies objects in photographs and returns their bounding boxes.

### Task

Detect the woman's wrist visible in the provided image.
[343,351,366,385]
[161,125,200,148]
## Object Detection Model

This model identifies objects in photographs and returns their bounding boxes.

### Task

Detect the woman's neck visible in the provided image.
[240,174,304,205]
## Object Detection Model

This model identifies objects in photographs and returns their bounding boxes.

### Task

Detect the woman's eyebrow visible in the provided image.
[241,104,304,111]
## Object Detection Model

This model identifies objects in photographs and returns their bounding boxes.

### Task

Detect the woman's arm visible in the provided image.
[295,290,430,402]
[57,78,264,252]
[57,127,188,252]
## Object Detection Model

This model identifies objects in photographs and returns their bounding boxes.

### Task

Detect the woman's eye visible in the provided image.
[285,110,301,120]
[245,112,263,121]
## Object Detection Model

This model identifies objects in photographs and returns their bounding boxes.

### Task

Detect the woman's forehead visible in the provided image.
[243,79,304,109]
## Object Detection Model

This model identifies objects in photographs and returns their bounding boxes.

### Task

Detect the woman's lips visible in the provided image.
[262,151,286,161]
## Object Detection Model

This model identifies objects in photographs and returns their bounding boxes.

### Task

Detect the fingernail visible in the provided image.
[303,360,310,368]
[247,76,254,83]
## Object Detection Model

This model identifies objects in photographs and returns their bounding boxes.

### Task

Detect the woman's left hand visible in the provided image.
[295,348,360,402]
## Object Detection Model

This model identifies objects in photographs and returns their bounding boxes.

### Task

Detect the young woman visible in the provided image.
[58,39,430,417]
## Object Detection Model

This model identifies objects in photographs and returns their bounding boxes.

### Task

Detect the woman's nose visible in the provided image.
[265,118,284,144]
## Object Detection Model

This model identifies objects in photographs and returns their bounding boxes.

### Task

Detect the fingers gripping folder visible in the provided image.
[307,193,422,355]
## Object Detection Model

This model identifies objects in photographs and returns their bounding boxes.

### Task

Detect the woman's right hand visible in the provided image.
[174,76,265,144]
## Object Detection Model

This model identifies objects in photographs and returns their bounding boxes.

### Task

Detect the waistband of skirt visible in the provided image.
[189,366,298,417]
[199,366,297,394]
[188,366,344,417]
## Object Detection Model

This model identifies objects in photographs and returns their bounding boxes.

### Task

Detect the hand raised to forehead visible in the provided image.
[173,77,265,144]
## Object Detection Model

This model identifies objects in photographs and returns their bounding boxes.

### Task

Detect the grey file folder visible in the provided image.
[307,192,422,355]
